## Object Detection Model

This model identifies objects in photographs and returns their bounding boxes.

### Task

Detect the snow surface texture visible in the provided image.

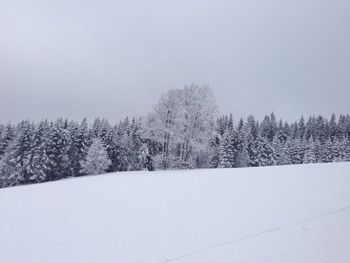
[1,162,350,263]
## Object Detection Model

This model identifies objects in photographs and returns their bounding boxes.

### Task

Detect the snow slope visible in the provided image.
[1,162,350,263]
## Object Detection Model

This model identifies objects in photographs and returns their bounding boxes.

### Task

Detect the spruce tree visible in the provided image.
[345,137,350,161]
[303,138,317,163]
[246,132,259,167]
[278,139,292,165]
[321,139,334,163]
[329,113,338,141]
[235,131,249,167]
[80,138,111,175]
[70,119,90,176]
[0,121,34,186]
[208,131,221,168]
[218,133,233,168]
[257,135,276,166]
[288,138,303,164]
[0,124,15,159]
[138,143,153,171]
[46,120,72,181]
[331,138,342,162]
[29,121,50,183]
[272,135,283,165]
[297,116,306,139]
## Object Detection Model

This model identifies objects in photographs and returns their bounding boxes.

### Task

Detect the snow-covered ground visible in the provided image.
[1,162,350,263]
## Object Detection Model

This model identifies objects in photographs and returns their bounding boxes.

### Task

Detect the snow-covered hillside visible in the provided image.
[1,163,350,263]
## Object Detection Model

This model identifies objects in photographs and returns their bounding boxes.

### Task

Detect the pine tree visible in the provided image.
[208,131,221,168]
[235,131,250,167]
[259,113,277,142]
[339,137,350,161]
[247,134,276,167]
[0,121,34,186]
[338,114,349,139]
[272,135,283,165]
[321,139,334,163]
[345,138,350,161]
[331,138,342,162]
[278,139,292,165]
[313,138,322,162]
[105,126,129,172]
[46,120,72,181]
[329,113,338,141]
[29,121,50,183]
[270,112,278,140]
[218,133,234,168]
[69,119,90,176]
[138,143,153,171]
[258,135,276,166]
[0,124,15,159]
[80,138,111,175]
[234,145,250,167]
[297,116,306,139]
[288,138,303,164]
[237,118,244,131]
[246,132,259,167]
[218,129,241,168]
[303,138,317,163]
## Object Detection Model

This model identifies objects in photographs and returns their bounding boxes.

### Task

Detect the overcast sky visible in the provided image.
[1,0,349,123]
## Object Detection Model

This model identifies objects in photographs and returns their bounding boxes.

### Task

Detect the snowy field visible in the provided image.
[1,162,350,263]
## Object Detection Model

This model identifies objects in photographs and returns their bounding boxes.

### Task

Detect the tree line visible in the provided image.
[0,85,349,188]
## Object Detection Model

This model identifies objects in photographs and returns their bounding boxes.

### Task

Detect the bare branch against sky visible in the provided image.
[1,0,349,122]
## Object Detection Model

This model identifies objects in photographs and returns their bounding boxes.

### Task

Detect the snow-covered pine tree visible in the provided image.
[46,120,72,181]
[0,124,15,159]
[0,121,34,186]
[339,137,350,161]
[288,138,303,164]
[218,133,233,168]
[218,128,242,168]
[316,116,328,143]
[29,120,50,183]
[234,133,250,168]
[270,112,278,141]
[127,118,144,170]
[275,127,288,143]
[313,138,322,162]
[138,143,153,171]
[208,131,221,168]
[329,113,338,141]
[80,138,111,175]
[257,135,276,166]
[237,118,244,131]
[320,138,334,163]
[303,137,317,163]
[246,115,259,140]
[297,116,306,139]
[277,139,292,165]
[272,135,282,165]
[260,115,273,141]
[338,114,350,139]
[105,125,129,172]
[331,138,342,162]
[246,132,260,167]
[304,116,314,141]
[69,118,91,176]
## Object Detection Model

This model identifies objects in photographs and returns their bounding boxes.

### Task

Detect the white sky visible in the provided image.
[1,0,349,123]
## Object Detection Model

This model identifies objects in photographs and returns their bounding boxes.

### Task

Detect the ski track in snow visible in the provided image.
[160,227,283,263]
[161,204,350,263]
